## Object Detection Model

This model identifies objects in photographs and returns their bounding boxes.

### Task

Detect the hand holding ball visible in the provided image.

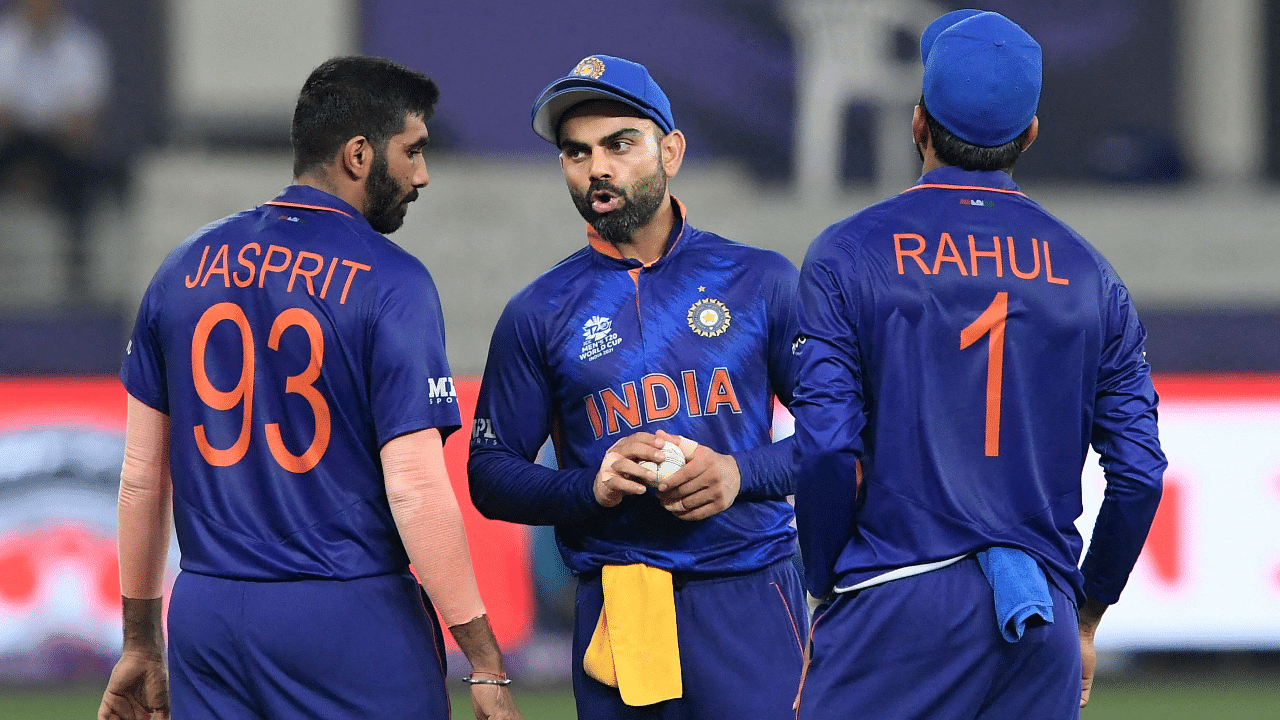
[639,441,685,487]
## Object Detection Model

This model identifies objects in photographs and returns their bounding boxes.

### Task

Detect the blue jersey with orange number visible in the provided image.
[468,199,800,575]
[790,166,1165,603]
[121,184,461,581]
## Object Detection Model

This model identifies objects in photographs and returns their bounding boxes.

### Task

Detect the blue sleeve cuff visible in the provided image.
[734,436,796,500]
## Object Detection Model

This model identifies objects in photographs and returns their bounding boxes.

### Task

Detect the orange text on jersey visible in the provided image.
[183,243,372,304]
[893,232,1069,285]
[584,369,742,440]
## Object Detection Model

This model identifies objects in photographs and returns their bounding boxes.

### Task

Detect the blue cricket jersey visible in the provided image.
[469,199,800,575]
[791,167,1165,603]
[121,185,461,581]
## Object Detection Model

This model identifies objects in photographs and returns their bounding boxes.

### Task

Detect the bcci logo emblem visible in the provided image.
[687,298,731,338]
[573,56,606,79]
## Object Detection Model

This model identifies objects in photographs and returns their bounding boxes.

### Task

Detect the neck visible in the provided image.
[918,145,1016,178]
[296,168,366,215]
[610,194,675,265]
[919,142,946,176]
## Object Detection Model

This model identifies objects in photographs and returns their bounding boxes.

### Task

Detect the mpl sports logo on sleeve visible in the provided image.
[471,417,498,445]
[428,376,457,404]
[580,315,622,361]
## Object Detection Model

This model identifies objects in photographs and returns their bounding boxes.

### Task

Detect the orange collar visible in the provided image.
[903,183,1027,197]
[263,200,355,218]
[586,197,688,266]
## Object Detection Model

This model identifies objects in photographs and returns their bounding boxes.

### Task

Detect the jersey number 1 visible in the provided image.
[191,302,332,473]
[959,292,1007,457]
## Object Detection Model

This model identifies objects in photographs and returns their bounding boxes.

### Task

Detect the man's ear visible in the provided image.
[340,135,373,181]
[912,106,928,146]
[661,129,686,178]
[1022,117,1039,152]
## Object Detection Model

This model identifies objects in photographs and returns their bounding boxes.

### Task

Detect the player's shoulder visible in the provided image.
[502,245,596,318]
[362,228,434,281]
[303,210,437,290]
[152,208,255,282]
[805,194,905,262]
[1012,194,1121,279]
[683,225,798,276]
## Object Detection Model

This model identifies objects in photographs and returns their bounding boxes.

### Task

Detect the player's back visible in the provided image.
[810,167,1137,593]
[123,186,457,581]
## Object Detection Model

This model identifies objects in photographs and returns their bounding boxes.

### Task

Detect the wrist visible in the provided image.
[462,670,511,686]
[121,596,165,651]
[119,647,165,660]
[1078,597,1108,632]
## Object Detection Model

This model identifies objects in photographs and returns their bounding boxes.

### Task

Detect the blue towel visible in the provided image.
[976,547,1054,643]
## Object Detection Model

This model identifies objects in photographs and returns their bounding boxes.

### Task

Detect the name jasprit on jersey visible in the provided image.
[183,243,372,304]
[893,232,1070,285]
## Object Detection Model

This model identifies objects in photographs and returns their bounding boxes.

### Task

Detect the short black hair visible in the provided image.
[291,56,439,178]
[920,96,1031,172]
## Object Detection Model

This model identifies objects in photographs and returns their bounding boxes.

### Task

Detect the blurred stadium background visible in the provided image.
[0,0,1278,717]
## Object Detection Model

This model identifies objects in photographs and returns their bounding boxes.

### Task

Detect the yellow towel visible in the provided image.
[583,564,682,706]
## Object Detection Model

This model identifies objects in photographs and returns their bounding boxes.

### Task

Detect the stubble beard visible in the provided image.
[569,163,668,246]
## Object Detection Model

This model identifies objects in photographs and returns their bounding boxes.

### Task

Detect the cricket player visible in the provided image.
[468,55,806,718]
[790,12,1166,719]
[99,57,521,720]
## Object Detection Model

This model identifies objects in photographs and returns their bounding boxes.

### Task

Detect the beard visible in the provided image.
[365,153,417,234]
[569,163,668,246]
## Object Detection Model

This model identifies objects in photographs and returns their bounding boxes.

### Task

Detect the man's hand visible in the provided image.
[98,650,169,720]
[654,430,740,521]
[1078,598,1107,708]
[469,683,523,720]
[595,433,667,507]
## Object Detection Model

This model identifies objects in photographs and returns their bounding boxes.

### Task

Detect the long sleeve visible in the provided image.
[1081,276,1165,604]
[790,238,867,598]
[735,435,797,500]
[468,298,604,526]
[737,259,802,500]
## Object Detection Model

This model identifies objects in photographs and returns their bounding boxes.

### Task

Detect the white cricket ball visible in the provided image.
[638,441,685,487]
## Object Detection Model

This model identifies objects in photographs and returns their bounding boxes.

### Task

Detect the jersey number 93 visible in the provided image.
[190,301,332,473]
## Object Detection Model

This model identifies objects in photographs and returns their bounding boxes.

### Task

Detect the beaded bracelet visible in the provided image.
[461,671,512,686]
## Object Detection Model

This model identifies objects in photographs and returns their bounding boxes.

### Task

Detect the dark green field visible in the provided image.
[4,678,1280,720]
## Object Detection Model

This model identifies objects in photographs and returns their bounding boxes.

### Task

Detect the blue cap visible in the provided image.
[922,12,1042,147]
[919,8,984,64]
[531,55,675,144]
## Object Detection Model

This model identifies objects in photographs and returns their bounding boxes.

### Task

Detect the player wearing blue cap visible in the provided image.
[100,57,522,720]
[469,55,806,719]
[790,11,1165,719]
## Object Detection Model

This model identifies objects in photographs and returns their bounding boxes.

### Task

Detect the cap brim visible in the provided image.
[531,84,661,144]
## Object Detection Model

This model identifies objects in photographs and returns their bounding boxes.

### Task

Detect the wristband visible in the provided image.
[461,671,512,686]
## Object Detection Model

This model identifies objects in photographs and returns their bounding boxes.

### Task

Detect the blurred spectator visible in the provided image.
[0,0,110,299]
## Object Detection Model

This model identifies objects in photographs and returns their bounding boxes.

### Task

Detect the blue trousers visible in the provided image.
[167,570,450,720]
[796,556,1081,720]
[573,557,808,720]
